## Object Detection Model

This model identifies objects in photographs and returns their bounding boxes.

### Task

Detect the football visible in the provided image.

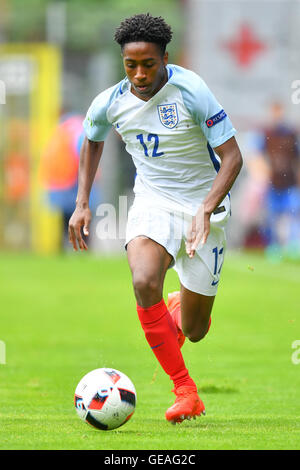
[74,368,136,430]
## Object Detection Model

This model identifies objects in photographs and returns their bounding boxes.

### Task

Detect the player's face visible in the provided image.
[122,42,168,101]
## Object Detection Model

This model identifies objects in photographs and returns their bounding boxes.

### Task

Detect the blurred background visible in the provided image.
[0,0,300,262]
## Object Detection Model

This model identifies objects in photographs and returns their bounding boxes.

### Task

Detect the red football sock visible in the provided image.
[172,303,182,330]
[137,299,196,390]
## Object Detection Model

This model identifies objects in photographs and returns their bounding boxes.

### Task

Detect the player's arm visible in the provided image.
[203,135,243,217]
[68,137,104,251]
[186,136,242,258]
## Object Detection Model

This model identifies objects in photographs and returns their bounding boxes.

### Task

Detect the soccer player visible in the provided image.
[68,13,243,424]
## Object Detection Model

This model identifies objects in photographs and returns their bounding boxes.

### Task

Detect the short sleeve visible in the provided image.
[197,81,236,148]
[83,84,120,142]
[173,67,236,148]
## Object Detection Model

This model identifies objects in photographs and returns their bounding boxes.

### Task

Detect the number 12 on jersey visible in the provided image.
[211,246,224,286]
[212,246,224,275]
[136,133,164,157]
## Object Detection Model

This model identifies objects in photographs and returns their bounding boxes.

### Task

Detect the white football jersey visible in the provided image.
[83,64,236,215]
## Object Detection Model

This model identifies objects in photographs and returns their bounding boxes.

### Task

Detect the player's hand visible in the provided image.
[185,204,211,258]
[68,206,91,251]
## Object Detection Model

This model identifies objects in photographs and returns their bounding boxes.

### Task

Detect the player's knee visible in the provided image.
[132,273,161,301]
[185,327,208,343]
[186,332,202,343]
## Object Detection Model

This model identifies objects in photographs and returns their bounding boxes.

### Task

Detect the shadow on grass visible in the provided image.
[199,384,239,394]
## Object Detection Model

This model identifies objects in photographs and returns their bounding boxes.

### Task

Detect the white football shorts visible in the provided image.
[125,196,229,296]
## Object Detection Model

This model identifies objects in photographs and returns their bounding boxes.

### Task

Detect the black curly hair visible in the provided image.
[114,13,173,55]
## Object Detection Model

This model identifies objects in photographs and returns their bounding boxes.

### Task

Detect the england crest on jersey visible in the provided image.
[157,103,179,129]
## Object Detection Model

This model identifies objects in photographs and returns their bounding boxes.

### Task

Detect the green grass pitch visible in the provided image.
[0,250,299,450]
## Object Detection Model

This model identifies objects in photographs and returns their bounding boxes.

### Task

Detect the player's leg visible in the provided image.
[127,235,171,307]
[180,285,214,343]
[170,228,225,345]
[167,288,213,346]
[127,236,205,422]
[127,235,193,386]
